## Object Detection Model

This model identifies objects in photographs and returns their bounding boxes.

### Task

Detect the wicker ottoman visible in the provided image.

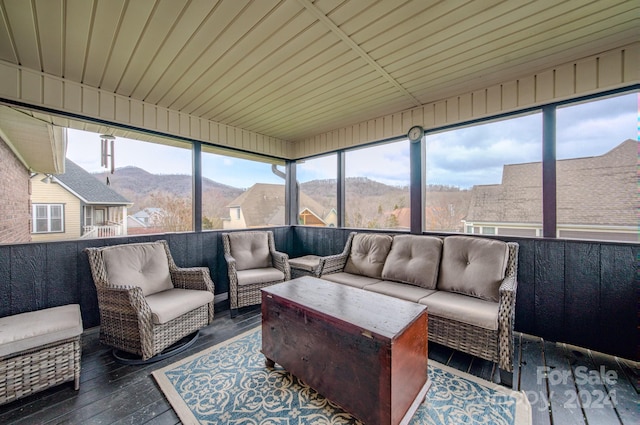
[0,304,83,405]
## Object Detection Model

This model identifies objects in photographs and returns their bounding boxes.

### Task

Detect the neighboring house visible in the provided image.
[463,139,637,242]
[127,208,167,235]
[30,159,132,242]
[224,183,333,229]
[0,106,66,244]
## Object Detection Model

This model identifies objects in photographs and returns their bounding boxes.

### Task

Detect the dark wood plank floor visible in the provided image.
[0,306,637,424]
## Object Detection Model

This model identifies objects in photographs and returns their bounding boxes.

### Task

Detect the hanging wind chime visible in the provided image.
[99,134,115,185]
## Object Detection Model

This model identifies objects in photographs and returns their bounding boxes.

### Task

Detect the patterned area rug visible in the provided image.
[153,327,531,425]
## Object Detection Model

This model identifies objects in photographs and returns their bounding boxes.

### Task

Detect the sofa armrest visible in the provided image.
[96,285,153,329]
[271,250,291,280]
[317,252,349,276]
[317,232,355,276]
[497,274,518,372]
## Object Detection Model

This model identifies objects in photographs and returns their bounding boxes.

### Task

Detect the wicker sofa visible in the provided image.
[317,232,519,386]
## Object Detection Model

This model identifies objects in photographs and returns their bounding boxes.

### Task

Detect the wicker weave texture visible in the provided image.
[0,336,81,405]
[222,231,291,311]
[85,240,215,361]
[316,233,519,374]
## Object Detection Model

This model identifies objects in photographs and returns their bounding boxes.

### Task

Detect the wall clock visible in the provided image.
[407,125,424,142]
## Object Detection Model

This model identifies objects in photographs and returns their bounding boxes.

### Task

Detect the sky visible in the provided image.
[66,92,638,190]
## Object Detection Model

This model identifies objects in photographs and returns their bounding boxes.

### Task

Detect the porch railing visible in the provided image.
[82,224,123,238]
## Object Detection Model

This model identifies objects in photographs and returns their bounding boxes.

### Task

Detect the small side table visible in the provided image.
[289,255,321,279]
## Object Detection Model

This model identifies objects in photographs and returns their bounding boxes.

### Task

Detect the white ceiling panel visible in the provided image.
[0,0,637,143]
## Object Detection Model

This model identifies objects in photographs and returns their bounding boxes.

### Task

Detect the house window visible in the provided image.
[32,204,64,233]
[84,206,93,227]
[481,227,496,235]
[235,208,241,219]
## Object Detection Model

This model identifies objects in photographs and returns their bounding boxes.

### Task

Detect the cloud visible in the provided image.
[66,92,637,190]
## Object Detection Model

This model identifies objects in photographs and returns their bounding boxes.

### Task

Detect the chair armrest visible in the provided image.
[497,275,518,372]
[171,267,215,293]
[96,285,153,326]
[317,252,349,276]
[271,250,291,280]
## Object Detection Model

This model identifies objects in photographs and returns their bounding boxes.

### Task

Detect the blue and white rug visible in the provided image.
[153,327,531,425]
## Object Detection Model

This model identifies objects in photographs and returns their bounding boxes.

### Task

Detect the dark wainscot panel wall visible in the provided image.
[291,226,638,361]
[0,225,636,361]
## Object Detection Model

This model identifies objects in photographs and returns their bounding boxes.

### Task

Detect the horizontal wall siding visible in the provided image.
[294,43,640,157]
[0,61,293,159]
[0,226,636,361]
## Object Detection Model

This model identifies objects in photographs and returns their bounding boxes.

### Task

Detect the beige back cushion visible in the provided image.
[102,243,173,296]
[228,232,271,271]
[344,233,393,278]
[437,236,509,302]
[381,235,443,289]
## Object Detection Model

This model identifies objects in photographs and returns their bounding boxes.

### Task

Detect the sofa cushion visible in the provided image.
[344,233,393,278]
[418,291,499,330]
[236,267,284,286]
[228,232,271,271]
[321,272,382,289]
[437,236,509,302]
[103,242,173,296]
[381,235,442,289]
[0,304,83,357]
[365,281,437,303]
[145,288,214,324]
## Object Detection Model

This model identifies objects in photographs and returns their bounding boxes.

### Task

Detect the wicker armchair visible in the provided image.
[222,231,290,317]
[84,240,214,362]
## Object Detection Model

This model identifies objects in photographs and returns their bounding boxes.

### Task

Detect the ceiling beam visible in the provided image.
[297,0,422,108]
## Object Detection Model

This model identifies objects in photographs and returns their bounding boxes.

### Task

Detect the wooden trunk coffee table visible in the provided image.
[261,276,430,425]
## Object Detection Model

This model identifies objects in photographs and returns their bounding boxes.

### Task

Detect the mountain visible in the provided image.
[92,166,244,218]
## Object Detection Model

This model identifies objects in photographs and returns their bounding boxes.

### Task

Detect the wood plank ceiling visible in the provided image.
[0,0,638,143]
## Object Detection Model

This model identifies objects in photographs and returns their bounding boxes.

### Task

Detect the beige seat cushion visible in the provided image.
[437,236,509,302]
[344,233,393,278]
[236,267,284,286]
[418,291,499,330]
[102,242,173,296]
[321,272,382,289]
[228,232,271,271]
[381,235,442,289]
[289,255,321,272]
[0,304,83,357]
[145,288,214,324]
[365,281,437,303]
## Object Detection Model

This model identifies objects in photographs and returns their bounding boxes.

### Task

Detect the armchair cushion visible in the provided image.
[145,289,214,324]
[236,268,285,286]
[382,235,442,289]
[344,233,392,278]
[227,232,271,271]
[437,236,509,302]
[102,242,173,296]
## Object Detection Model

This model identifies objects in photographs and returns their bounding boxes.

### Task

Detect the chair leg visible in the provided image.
[499,368,513,388]
[230,308,239,318]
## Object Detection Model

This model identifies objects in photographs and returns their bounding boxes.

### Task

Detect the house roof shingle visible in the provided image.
[54,159,132,205]
[466,139,636,226]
